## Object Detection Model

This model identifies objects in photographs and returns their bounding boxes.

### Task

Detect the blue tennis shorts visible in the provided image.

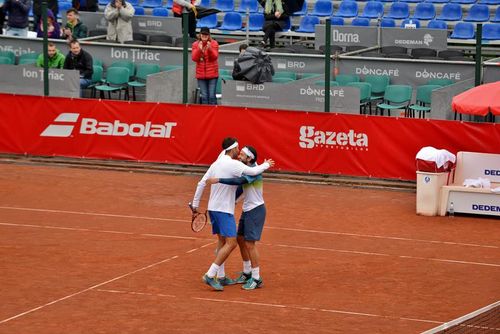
[237,204,266,241]
[209,211,237,237]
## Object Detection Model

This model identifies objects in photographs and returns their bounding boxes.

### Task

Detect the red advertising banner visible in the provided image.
[0,93,499,180]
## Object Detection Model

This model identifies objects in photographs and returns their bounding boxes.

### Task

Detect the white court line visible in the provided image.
[0,205,497,249]
[0,240,216,325]
[1,221,499,268]
[95,288,443,325]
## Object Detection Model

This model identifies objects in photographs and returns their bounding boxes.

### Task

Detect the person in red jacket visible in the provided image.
[192,27,219,105]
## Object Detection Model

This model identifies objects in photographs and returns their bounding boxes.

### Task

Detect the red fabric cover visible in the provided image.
[191,39,219,79]
[172,0,195,15]
[416,159,455,173]
[452,81,500,116]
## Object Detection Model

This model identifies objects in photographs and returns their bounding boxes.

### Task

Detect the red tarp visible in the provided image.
[452,81,500,116]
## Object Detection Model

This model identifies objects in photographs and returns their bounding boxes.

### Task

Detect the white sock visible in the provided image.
[217,263,226,278]
[251,267,260,280]
[207,263,220,278]
[243,260,251,274]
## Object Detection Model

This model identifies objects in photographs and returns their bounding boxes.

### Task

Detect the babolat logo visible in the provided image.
[41,113,177,138]
[472,204,500,212]
[415,69,461,80]
[299,126,368,150]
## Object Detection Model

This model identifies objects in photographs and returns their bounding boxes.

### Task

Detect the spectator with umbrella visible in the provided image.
[233,46,274,84]
[192,27,219,105]
[258,0,289,49]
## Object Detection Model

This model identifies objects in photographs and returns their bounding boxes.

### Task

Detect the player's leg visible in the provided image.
[235,213,252,283]
[242,205,266,290]
[203,212,238,290]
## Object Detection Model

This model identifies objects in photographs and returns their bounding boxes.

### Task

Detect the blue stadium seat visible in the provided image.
[142,0,162,7]
[197,13,218,28]
[330,16,345,25]
[437,3,462,21]
[152,7,169,16]
[401,18,421,27]
[334,0,358,18]
[385,2,410,19]
[478,0,500,4]
[482,23,500,40]
[492,7,500,22]
[412,3,436,20]
[359,1,384,19]
[247,13,264,30]
[134,6,145,15]
[425,0,448,4]
[400,0,421,3]
[310,0,334,17]
[295,15,320,33]
[380,17,396,27]
[200,0,211,6]
[463,4,490,22]
[450,22,475,38]
[214,0,235,12]
[237,0,258,13]
[98,0,108,5]
[218,11,242,30]
[427,19,448,29]
[165,0,173,8]
[59,1,72,11]
[291,0,308,16]
[282,16,291,31]
[127,0,139,6]
[450,0,475,4]
[352,17,371,26]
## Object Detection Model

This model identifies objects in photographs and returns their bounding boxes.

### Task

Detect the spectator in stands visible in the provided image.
[232,43,248,81]
[172,0,197,38]
[32,0,58,32]
[36,9,61,38]
[0,3,5,35]
[192,27,219,105]
[61,8,88,41]
[104,0,134,43]
[36,42,65,68]
[72,0,97,12]
[63,39,93,96]
[3,0,31,37]
[258,0,288,49]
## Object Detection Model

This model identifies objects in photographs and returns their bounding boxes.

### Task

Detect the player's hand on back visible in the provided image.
[205,177,219,185]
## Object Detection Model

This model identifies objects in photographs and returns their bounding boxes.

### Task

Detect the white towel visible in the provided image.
[416,146,456,168]
[463,177,491,189]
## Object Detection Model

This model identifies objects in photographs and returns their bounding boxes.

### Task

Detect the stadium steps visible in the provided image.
[0,154,416,191]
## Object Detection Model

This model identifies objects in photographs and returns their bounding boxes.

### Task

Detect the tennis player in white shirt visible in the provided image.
[191,137,274,291]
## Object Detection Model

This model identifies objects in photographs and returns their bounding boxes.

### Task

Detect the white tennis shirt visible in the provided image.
[192,154,270,214]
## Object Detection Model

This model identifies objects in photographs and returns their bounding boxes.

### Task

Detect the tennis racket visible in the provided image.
[188,203,207,232]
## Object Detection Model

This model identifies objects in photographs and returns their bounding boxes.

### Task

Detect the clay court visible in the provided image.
[0,162,498,333]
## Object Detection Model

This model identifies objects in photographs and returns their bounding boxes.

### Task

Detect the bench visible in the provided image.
[439,151,500,217]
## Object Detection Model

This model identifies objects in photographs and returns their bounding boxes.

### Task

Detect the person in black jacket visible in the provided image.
[0,5,5,34]
[3,0,31,36]
[72,0,98,12]
[32,0,58,32]
[63,39,93,96]
[258,0,288,49]
[232,43,248,81]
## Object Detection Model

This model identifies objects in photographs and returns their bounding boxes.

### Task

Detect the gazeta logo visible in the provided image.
[41,113,177,138]
[299,125,368,150]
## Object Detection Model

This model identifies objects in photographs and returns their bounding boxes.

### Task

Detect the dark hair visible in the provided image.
[239,44,248,52]
[66,8,79,15]
[48,42,56,47]
[69,39,80,46]
[222,137,237,150]
[245,146,257,164]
